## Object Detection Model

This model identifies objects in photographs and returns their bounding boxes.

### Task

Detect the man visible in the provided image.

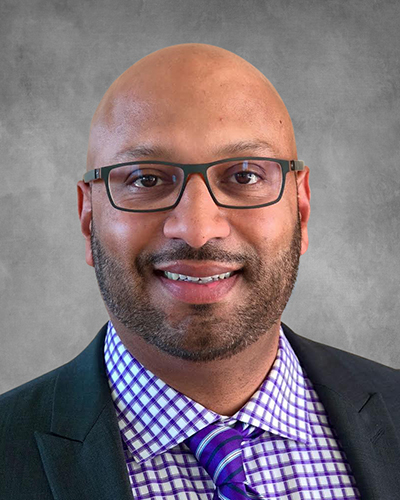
[0,43,399,500]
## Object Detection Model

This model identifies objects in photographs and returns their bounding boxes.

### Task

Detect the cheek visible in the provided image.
[93,196,164,258]
[232,203,294,252]
[111,219,161,259]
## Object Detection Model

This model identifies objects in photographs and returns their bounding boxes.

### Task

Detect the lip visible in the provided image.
[155,261,242,278]
[157,272,240,304]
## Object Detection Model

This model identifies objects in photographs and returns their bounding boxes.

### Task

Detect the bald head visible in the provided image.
[87,43,297,169]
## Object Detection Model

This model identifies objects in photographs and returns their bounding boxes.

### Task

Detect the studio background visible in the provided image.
[1,0,399,394]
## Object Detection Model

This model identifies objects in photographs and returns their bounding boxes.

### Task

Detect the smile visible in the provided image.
[156,269,241,304]
[163,270,235,283]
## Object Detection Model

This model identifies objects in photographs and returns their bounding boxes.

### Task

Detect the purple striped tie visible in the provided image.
[186,422,260,500]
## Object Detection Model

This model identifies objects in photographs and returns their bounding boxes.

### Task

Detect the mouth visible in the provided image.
[153,264,243,304]
[155,269,239,284]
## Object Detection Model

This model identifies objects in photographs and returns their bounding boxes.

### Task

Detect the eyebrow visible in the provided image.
[214,140,279,158]
[112,139,280,163]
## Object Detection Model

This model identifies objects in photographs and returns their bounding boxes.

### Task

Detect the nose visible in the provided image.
[163,174,231,248]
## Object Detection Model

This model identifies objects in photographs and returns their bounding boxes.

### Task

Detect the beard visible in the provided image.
[91,214,302,362]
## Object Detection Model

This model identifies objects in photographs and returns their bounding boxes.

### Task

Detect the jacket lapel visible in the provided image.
[35,325,133,500]
[283,324,400,500]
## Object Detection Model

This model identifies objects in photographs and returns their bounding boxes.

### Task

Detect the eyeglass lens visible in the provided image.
[108,159,283,210]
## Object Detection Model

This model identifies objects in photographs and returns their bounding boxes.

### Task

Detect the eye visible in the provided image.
[123,168,178,189]
[232,171,260,185]
[132,174,162,188]
[225,162,265,185]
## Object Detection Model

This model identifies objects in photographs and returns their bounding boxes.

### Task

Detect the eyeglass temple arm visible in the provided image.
[290,160,305,171]
[83,169,101,183]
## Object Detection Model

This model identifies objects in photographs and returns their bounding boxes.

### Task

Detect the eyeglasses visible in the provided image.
[83,157,304,213]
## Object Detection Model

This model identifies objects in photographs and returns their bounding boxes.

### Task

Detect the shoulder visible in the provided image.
[282,323,400,408]
[0,324,108,435]
[0,364,66,498]
[0,364,64,439]
[282,322,399,373]
[0,324,108,426]
[0,326,109,498]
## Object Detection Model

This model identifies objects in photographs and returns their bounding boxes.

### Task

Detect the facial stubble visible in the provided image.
[91,215,301,362]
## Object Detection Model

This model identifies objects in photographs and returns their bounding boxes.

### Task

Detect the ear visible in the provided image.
[296,166,311,255]
[77,181,94,267]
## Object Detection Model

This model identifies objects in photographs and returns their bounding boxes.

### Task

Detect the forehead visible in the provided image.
[88,60,295,167]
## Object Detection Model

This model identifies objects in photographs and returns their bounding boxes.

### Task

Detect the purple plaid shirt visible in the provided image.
[105,322,360,499]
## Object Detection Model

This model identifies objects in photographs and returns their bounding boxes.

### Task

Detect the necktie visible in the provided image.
[186,422,260,500]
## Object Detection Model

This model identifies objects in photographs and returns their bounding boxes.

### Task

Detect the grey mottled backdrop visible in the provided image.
[1,0,399,394]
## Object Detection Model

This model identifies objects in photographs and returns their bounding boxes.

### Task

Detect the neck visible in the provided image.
[111,320,280,416]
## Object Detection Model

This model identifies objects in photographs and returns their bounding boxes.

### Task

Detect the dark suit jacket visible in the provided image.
[1,324,399,500]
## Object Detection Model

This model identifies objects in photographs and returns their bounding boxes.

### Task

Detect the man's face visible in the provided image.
[79,51,310,362]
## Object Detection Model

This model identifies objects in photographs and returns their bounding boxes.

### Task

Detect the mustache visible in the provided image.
[136,242,256,269]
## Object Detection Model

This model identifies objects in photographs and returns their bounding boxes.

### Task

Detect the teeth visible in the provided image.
[163,271,234,283]
[200,277,213,283]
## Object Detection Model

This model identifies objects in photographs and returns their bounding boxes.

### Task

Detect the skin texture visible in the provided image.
[77,43,311,416]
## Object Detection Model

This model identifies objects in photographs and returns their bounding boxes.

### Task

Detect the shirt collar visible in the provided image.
[105,322,313,464]
[235,330,313,444]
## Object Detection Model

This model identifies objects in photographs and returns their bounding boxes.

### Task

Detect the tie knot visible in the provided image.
[186,424,246,486]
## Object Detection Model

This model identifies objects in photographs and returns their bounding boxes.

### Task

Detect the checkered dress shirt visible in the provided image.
[105,322,360,499]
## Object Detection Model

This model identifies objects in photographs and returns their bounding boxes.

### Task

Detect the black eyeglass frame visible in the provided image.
[83,157,305,213]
